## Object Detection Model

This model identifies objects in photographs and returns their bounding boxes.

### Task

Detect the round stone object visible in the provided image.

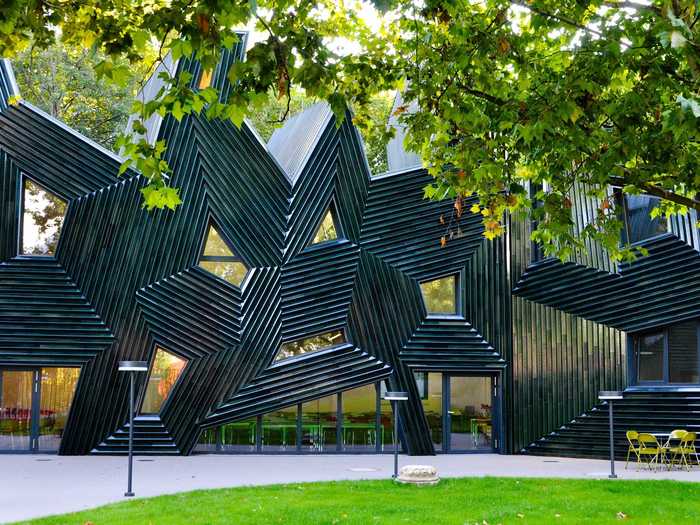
[395,464,440,485]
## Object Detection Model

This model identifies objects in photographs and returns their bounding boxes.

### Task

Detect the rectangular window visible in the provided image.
[261,405,298,452]
[20,177,67,256]
[634,321,700,385]
[669,321,700,383]
[636,332,665,383]
[420,274,460,316]
[276,330,346,362]
[622,194,667,244]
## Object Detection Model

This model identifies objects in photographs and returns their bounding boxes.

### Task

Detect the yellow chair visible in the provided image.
[667,431,698,471]
[637,433,664,471]
[625,430,640,469]
[663,429,687,448]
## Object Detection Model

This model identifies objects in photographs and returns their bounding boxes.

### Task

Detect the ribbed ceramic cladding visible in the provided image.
[512,233,700,332]
[4,42,697,459]
[0,42,512,456]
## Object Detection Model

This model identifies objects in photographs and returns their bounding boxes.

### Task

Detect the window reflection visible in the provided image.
[142,347,186,413]
[420,275,458,315]
[301,395,337,452]
[21,178,67,256]
[38,368,80,451]
[276,331,346,361]
[637,333,665,382]
[416,372,442,449]
[262,405,298,452]
[198,224,249,286]
[342,383,377,451]
[221,419,257,452]
[622,195,667,244]
[312,209,339,244]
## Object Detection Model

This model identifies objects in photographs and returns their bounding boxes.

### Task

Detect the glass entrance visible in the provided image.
[417,372,497,453]
[0,370,34,451]
[0,367,80,452]
[447,375,493,452]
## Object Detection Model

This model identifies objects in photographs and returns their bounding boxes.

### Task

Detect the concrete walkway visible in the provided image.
[2,453,699,523]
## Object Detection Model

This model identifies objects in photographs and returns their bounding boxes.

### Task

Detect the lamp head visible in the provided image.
[598,390,623,401]
[118,361,149,372]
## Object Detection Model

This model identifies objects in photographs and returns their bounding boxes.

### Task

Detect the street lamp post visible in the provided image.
[384,391,408,479]
[598,391,624,479]
[118,361,149,497]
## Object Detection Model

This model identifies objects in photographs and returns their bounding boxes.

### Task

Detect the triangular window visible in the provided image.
[198,223,249,286]
[20,177,67,256]
[311,207,340,245]
[141,347,187,414]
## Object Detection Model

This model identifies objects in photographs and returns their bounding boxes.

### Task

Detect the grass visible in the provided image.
[19,477,700,525]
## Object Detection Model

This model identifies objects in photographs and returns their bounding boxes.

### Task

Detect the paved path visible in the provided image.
[2,453,699,523]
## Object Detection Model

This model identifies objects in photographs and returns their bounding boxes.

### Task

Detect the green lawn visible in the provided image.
[19,477,700,525]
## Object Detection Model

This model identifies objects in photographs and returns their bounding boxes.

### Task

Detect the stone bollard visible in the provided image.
[395,465,440,485]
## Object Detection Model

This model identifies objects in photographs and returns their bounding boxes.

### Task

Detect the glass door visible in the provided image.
[0,367,80,452]
[0,369,36,451]
[445,375,496,452]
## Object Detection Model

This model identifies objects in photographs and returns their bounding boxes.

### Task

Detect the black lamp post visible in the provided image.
[384,391,408,479]
[118,361,148,497]
[598,391,624,479]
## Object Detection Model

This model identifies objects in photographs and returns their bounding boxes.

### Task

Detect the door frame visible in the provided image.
[0,366,41,453]
[441,372,501,454]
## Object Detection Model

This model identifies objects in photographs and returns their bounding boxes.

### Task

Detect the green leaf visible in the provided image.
[172,101,185,121]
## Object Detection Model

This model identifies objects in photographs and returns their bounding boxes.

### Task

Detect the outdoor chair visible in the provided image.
[636,433,664,471]
[663,429,687,448]
[625,430,640,469]
[667,431,698,471]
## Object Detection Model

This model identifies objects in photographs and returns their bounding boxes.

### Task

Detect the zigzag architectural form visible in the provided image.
[2,40,699,459]
[513,234,700,333]
[0,42,508,456]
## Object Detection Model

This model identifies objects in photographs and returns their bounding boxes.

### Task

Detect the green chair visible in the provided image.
[637,433,664,471]
[667,431,697,471]
[625,430,640,469]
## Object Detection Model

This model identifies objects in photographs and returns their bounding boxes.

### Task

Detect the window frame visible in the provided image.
[197,218,250,287]
[307,199,344,249]
[419,270,464,319]
[630,322,700,387]
[139,343,189,415]
[273,329,348,365]
[17,173,67,258]
[617,191,668,246]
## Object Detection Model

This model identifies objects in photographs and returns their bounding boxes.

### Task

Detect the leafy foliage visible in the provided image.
[13,43,140,148]
[2,1,700,259]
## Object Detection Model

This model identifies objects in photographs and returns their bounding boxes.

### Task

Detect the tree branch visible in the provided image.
[509,1,604,38]
[601,1,662,15]
[609,176,700,211]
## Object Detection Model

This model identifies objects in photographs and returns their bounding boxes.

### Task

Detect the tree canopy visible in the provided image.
[1,1,699,260]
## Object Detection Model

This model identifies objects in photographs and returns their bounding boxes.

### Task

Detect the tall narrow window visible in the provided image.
[198,223,249,286]
[276,330,346,362]
[636,332,665,383]
[420,275,459,315]
[21,177,67,256]
[142,347,187,413]
[669,321,699,383]
[311,207,339,245]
